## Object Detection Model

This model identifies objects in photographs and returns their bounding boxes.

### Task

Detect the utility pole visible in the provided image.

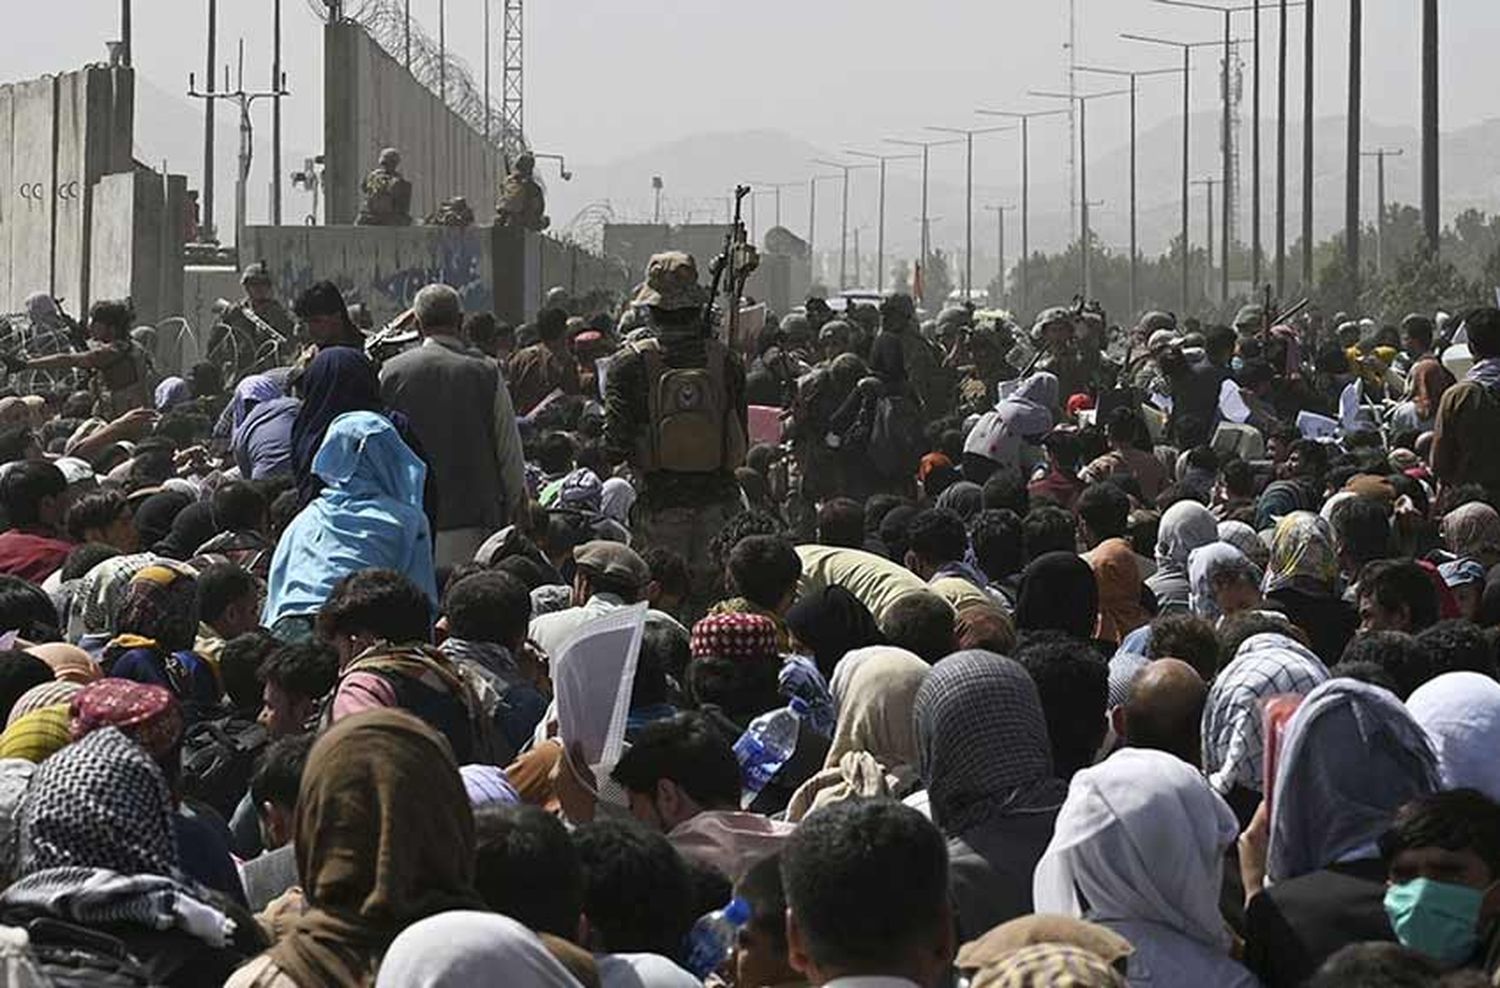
[1193,176,1222,300]
[1075,64,1187,320]
[1031,88,1129,300]
[404,0,411,69]
[807,174,840,291]
[970,109,1067,318]
[271,0,283,225]
[1122,33,1224,314]
[483,0,491,141]
[438,0,447,103]
[1302,0,1314,290]
[985,205,1012,305]
[120,0,132,66]
[926,125,1013,301]
[1361,147,1403,276]
[1276,0,1288,297]
[1421,0,1439,251]
[201,0,217,243]
[189,40,289,243]
[812,160,875,292]
[846,152,918,294]
[1346,0,1362,297]
[886,136,964,298]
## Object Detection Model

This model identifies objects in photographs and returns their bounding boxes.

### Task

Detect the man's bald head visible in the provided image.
[1119,658,1207,767]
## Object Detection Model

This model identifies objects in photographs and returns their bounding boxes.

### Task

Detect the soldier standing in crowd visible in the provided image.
[355,148,413,227]
[208,263,297,381]
[495,152,549,232]
[604,252,747,615]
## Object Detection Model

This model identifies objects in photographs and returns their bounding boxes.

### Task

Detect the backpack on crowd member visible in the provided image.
[631,337,747,473]
[0,917,206,987]
[178,714,268,821]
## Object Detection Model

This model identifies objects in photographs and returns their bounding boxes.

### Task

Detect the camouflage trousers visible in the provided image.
[631,497,743,622]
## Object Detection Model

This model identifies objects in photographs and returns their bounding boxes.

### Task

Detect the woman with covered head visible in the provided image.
[1015,552,1099,641]
[103,561,220,717]
[1241,678,1442,987]
[786,647,929,821]
[1442,501,1500,571]
[1188,541,1269,624]
[1260,510,1359,664]
[0,727,262,983]
[263,410,436,639]
[225,708,483,988]
[1145,500,1219,615]
[962,371,1059,479]
[913,650,1067,939]
[1033,748,1258,987]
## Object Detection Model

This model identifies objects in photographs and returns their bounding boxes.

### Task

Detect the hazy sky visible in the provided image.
[4,0,1496,249]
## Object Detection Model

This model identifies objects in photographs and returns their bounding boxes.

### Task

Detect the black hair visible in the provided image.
[268,489,300,541]
[1462,307,1500,360]
[0,426,37,465]
[534,432,576,475]
[632,622,685,711]
[1106,407,1141,444]
[1328,658,1403,696]
[212,481,267,532]
[1308,943,1440,988]
[292,280,350,321]
[1415,620,1499,679]
[494,555,556,592]
[878,505,919,562]
[1217,612,1311,670]
[0,460,65,528]
[189,362,223,398]
[1076,483,1130,541]
[905,509,967,567]
[0,650,54,724]
[196,562,259,627]
[1146,613,1221,682]
[1022,504,1076,561]
[817,498,866,549]
[59,542,119,582]
[1359,560,1440,634]
[249,732,315,812]
[688,654,782,725]
[864,495,910,535]
[1338,631,1434,700]
[1330,497,1393,566]
[87,298,134,341]
[1220,458,1256,498]
[1015,631,1109,779]
[970,509,1023,583]
[1380,789,1500,877]
[475,804,585,939]
[980,469,1028,514]
[642,546,691,600]
[1400,314,1436,349]
[64,490,128,543]
[316,568,432,645]
[610,712,742,810]
[1041,430,1082,473]
[536,307,569,344]
[219,629,279,713]
[878,591,956,664]
[256,640,339,702]
[780,799,949,973]
[572,817,694,958]
[728,535,802,611]
[0,576,61,643]
[444,570,531,647]
[737,851,789,952]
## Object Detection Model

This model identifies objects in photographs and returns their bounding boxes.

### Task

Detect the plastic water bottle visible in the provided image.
[733,696,807,807]
[683,896,752,979]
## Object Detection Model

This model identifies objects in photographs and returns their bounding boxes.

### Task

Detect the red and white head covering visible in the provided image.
[690,613,780,662]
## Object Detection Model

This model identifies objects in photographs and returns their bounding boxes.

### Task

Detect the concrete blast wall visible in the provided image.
[90,168,187,329]
[324,22,506,226]
[238,224,630,330]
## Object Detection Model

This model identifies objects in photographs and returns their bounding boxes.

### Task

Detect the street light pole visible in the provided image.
[1193,176,1222,299]
[985,205,1013,305]
[1302,0,1315,290]
[846,152,919,294]
[972,109,1067,319]
[1031,88,1130,299]
[812,160,875,292]
[1346,0,1363,298]
[926,125,1013,301]
[885,137,965,299]
[1075,64,1187,319]
[1360,147,1403,276]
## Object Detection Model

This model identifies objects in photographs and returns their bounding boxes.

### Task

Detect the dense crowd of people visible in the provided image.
[0,253,1495,987]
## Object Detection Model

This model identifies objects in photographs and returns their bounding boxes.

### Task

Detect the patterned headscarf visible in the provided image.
[1187,542,1259,621]
[67,552,161,642]
[0,705,72,763]
[1201,632,1328,796]
[460,764,520,809]
[69,679,184,764]
[1267,679,1440,882]
[20,726,179,877]
[113,563,200,654]
[1443,502,1500,564]
[690,613,780,662]
[1262,511,1338,595]
[5,682,82,728]
[1217,520,1269,569]
[914,650,1067,836]
[969,944,1127,988]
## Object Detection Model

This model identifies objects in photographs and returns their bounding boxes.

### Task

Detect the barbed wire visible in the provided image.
[304,0,526,163]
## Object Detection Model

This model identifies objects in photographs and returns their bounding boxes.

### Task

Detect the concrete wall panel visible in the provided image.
[89,171,136,304]
[52,70,87,311]
[9,77,57,310]
[0,85,14,312]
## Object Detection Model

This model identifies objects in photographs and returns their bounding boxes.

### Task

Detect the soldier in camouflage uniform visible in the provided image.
[355,148,413,227]
[426,196,475,228]
[208,263,297,382]
[495,152,549,232]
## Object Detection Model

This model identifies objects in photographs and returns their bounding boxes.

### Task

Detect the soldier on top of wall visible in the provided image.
[495,152,549,232]
[208,263,297,382]
[356,147,413,227]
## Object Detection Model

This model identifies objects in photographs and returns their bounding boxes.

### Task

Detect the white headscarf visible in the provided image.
[1033,748,1239,951]
[374,911,580,988]
[600,477,637,525]
[1155,501,1219,577]
[1406,671,1500,803]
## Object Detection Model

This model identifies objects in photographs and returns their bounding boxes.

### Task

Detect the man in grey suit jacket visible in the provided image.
[380,284,527,566]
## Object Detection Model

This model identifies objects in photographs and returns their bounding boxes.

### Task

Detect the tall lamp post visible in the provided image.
[1030,88,1130,299]
[806,173,841,289]
[973,108,1069,319]
[812,159,876,291]
[925,124,1014,301]
[845,151,919,294]
[884,136,964,293]
[984,204,1013,306]
[1121,33,1225,313]
[1074,63,1188,320]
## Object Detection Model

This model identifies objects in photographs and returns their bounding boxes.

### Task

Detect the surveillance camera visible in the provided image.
[561,171,573,182]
